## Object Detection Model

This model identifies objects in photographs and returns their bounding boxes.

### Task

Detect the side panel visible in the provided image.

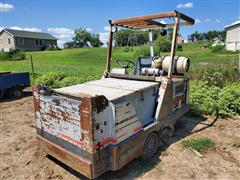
[33,89,94,154]
[155,77,189,120]
[36,135,93,178]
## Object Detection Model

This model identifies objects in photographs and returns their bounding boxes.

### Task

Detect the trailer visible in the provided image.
[33,10,195,179]
[0,72,30,98]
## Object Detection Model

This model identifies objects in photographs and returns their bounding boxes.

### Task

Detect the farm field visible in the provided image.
[0,43,239,82]
[0,43,239,179]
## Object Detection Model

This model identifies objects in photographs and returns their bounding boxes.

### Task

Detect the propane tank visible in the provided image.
[162,56,189,74]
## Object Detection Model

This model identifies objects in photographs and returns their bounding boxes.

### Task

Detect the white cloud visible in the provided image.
[104,26,109,32]
[9,26,42,32]
[57,40,66,48]
[0,2,14,12]
[204,18,211,22]
[215,19,221,23]
[99,26,111,47]
[0,26,4,31]
[204,19,221,23]
[54,34,71,39]
[195,19,202,24]
[47,27,74,35]
[48,28,74,48]
[86,28,93,32]
[160,20,166,24]
[99,32,109,47]
[176,2,193,9]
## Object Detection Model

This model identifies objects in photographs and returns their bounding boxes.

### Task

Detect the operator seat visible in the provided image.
[133,56,153,75]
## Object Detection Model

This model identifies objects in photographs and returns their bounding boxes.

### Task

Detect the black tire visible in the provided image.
[142,132,159,160]
[8,87,23,98]
[0,89,4,98]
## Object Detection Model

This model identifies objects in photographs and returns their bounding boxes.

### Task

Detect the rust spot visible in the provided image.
[52,98,60,105]
[92,96,109,113]
[173,94,185,106]
[32,86,40,112]
[80,97,93,147]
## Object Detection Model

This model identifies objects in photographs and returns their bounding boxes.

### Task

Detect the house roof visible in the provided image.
[3,29,57,40]
[224,20,240,29]
[177,35,184,39]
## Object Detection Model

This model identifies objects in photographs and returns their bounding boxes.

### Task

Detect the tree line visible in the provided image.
[63,27,226,49]
[63,27,173,48]
[188,30,226,42]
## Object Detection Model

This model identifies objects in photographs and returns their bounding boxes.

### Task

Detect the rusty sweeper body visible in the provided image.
[33,10,195,179]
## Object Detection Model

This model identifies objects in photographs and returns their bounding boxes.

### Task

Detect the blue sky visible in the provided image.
[1,0,240,47]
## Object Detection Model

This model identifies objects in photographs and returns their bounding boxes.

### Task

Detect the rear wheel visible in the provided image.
[142,132,159,160]
[8,87,23,98]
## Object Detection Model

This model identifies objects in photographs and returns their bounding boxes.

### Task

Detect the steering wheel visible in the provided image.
[116,59,135,69]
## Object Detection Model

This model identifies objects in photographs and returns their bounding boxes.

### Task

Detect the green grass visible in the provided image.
[181,137,215,152]
[0,43,239,81]
[232,137,240,148]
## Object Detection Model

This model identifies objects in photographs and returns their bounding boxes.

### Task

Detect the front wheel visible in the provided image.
[142,132,159,160]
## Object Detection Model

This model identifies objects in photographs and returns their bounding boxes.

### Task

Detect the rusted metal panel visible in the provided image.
[33,89,94,153]
[112,134,145,170]
[36,135,93,178]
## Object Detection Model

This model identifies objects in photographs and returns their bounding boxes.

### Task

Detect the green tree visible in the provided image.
[64,28,103,48]
[91,34,103,47]
[72,28,92,47]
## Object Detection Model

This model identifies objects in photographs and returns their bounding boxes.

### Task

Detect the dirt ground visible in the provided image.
[0,92,239,180]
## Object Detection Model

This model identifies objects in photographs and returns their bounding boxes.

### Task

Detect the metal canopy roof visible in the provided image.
[111,10,195,29]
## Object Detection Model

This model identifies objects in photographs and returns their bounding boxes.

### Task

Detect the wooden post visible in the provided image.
[30,55,35,78]
[168,16,180,79]
[105,21,113,72]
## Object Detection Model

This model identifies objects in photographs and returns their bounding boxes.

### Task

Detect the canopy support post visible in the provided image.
[148,29,154,59]
[106,21,113,72]
[168,16,180,79]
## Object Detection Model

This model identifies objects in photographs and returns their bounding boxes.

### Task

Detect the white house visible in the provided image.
[224,21,240,51]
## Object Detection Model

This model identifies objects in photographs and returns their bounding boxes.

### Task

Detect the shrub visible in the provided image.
[0,49,25,61]
[177,45,183,51]
[211,45,224,53]
[182,138,215,152]
[35,73,100,88]
[35,72,66,88]
[58,76,92,87]
[202,72,224,88]
[154,36,171,54]
[123,47,129,52]
[217,84,240,117]
[45,46,61,51]
[0,52,11,61]
[134,45,150,58]
[190,81,240,118]
[12,51,25,60]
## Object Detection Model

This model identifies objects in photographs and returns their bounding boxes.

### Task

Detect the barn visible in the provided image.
[224,21,240,51]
